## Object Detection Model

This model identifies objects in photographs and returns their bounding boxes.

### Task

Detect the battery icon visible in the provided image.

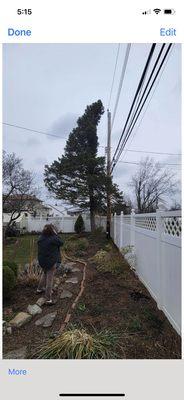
[164,9,176,14]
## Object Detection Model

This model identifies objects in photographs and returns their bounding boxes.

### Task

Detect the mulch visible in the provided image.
[3,233,181,359]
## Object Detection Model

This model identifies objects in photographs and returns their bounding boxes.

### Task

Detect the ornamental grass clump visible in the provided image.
[91,250,124,276]
[34,328,119,359]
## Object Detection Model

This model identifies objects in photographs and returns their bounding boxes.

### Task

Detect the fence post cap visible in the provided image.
[131,209,135,215]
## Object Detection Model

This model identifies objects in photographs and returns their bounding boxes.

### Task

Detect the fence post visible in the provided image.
[131,209,135,247]
[156,208,163,310]
[120,211,124,249]
[114,213,117,245]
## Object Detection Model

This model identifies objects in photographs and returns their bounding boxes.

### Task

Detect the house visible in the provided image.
[3,194,52,218]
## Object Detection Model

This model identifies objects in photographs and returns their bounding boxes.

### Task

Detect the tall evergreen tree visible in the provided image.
[44,100,124,230]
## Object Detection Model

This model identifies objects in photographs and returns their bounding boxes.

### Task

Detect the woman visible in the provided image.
[37,224,63,304]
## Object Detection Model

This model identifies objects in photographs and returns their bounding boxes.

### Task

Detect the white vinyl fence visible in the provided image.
[25,214,91,233]
[111,210,181,335]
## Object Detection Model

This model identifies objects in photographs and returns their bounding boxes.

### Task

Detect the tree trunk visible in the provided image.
[90,209,96,232]
[89,191,96,232]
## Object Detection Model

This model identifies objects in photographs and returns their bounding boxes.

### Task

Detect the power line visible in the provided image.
[111,43,156,172]
[111,44,131,128]
[111,43,173,172]
[120,45,175,163]
[118,160,181,166]
[116,44,171,161]
[2,122,66,140]
[125,149,181,156]
[3,122,180,157]
[107,44,120,109]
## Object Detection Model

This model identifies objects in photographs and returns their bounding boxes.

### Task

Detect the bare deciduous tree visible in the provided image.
[130,157,178,213]
[3,151,37,228]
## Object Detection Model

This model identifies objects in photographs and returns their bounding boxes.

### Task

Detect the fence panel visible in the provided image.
[108,210,181,335]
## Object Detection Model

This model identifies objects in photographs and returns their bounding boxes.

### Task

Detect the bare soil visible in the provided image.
[3,232,181,359]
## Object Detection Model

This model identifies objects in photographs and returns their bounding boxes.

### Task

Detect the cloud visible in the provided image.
[48,113,79,140]
[25,137,41,146]
[35,157,48,166]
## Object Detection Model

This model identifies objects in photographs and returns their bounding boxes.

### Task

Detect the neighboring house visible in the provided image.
[3,194,52,218]
[3,213,28,233]
[44,203,67,217]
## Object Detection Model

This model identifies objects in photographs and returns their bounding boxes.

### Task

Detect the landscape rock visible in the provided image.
[3,321,7,335]
[4,346,27,359]
[7,326,12,334]
[65,277,78,284]
[64,262,76,273]
[35,312,57,328]
[64,262,76,268]
[27,304,42,316]
[10,312,32,328]
[60,289,73,299]
[36,297,46,307]
[71,267,80,273]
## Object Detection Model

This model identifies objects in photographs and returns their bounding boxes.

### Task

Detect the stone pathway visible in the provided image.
[35,312,57,328]
[60,289,73,299]
[65,277,78,284]
[4,259,82,358]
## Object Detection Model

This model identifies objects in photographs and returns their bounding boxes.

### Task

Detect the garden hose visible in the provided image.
[59,250,87,333]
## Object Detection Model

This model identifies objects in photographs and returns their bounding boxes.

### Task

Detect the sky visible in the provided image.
[3,43,181,208]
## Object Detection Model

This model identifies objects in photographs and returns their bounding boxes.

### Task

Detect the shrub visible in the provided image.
[74,215,85,234]
[64,237,89,254]
[3,266,16,299]
[91,250,125,276]
[34,328,119,359]
[3,260,19,277]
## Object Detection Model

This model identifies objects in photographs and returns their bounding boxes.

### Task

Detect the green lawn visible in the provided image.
[3,233,69,268]
[3,235,39,268]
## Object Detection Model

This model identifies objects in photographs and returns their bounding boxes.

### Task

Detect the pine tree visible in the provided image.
[44,100,124,230]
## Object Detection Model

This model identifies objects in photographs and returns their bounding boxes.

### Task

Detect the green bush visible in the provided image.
[64,237,89,254]
[91,250,125,276]
[74,215,85,234]
[3,266,16,299]
[3,260,19,277]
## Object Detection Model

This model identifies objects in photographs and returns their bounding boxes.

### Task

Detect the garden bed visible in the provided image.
[3,231,181,359]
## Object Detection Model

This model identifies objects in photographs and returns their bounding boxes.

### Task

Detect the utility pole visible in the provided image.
[106,109,111,239]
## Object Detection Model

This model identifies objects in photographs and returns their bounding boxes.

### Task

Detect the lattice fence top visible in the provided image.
[163,216,182,237]
[135,216,156,231]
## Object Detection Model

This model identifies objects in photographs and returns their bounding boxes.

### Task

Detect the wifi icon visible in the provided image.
[153,8,161,14]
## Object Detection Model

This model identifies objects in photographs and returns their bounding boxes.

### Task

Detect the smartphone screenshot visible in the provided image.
[0,1,183,399]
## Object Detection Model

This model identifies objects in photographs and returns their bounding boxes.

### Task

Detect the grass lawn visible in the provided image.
[3,235,39,268]
[3,233,69,268]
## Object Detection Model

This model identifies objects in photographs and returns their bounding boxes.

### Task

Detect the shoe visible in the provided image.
[45,299,57,305]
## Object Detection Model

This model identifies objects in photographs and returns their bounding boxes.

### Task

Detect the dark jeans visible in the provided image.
[37,264,56,300]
